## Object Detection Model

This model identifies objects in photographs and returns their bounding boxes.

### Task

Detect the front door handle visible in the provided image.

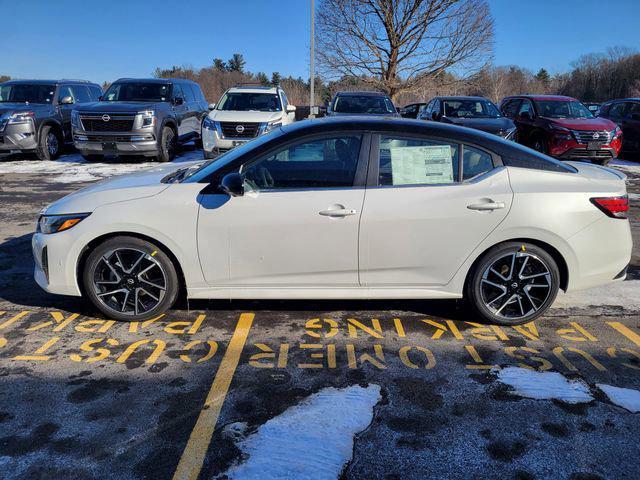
[319,207,357,217]
[467,201,505,211]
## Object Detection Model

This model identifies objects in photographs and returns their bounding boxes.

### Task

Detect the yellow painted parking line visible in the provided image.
[608,322,640,347]
[172,312,255,480]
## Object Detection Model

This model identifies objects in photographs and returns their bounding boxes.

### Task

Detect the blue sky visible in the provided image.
[3,0,640,84]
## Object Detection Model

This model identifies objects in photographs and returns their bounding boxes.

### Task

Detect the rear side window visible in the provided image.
[173,84,184,101]
[70,85,91,103]
[463,146,494,181]
[608,102,627,117]
[378,135,460,186]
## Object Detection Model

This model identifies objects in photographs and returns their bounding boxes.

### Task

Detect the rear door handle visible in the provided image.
[319,208,357,217]
[467,201,505,211]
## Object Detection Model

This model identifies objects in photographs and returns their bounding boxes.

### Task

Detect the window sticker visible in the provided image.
[389,145,454,185]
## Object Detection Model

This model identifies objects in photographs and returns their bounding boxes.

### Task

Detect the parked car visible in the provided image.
[500,95,622,165]
[0,79,102,160]
[584,102,601,115]
[33,117,631,326]
[72,78,208,162]
[598,98,640,156]
[202,85,296,158]
[418,96,516,139]
[399,102,426,119]
[327,91,399,117]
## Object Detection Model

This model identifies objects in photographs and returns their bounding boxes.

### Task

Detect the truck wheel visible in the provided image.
[35,125,61,161]
[531,136,548,155]
[157,126,176,162]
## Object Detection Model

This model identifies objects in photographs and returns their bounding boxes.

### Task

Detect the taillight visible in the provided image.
[590,195,628,219]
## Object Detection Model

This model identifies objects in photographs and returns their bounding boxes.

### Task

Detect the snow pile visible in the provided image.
[0,149,204,183]
[223,384,381,480]
[597,384,640,413]
[552,280,640,311]
[611,159,640,174]
[496,367,593,404]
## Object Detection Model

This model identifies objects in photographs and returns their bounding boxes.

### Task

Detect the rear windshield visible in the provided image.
[333,95,396,114]
[103,83,170,102]
[0,84,56,104]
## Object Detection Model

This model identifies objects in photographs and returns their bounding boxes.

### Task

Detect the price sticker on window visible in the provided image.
[389,145,454,185]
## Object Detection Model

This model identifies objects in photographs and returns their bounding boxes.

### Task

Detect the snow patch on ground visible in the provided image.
[0,148,204,183]
[629,193,640,201]
[222,384,381,480]
[597,384,640,413]
[552,280,640,311]
[496,367,593,404]
[611,159,640,173]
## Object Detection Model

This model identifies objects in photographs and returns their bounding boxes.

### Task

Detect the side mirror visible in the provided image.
[208,103,216,110]
[60,96,74,105]
[98,95,104,101]
[519,111,532,121]
[286,104,296,113]
[431,112,438,121]
[219,172,244,197]
[174,97,184,106]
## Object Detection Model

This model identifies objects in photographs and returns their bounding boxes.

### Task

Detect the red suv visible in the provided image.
[500,95,622,165]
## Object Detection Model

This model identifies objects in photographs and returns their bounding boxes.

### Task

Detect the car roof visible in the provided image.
[335,91,391,97]
[0,79,99,86]
[112,78,197,85]
[506,94,577,102]
[227,85,278,94]
[436,96,490,101]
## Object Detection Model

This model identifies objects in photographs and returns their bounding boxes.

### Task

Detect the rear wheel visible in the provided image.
[82,236,179,322]
[35,125,61,160]
[531,135,548,155]
[466,242,560,325]
[157,126,176,162]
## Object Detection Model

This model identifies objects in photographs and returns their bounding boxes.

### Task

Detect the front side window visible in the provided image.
[443,99,501,118]
[70,85,91,103]
[534,100,593,119]
[501,99,520,118]
[0,84,56,104]
[378,136,459,186]
[217,92,282,112]
[333,95,396,115]
[609,102,628,118]
[517,100,534,117]
[241,135,362,190]
[103,83,170,102]
[57,86,74,102]
[183,84,196,103]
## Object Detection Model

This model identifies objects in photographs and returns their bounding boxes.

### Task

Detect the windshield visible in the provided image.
[534,100,593,119]
[103,83,170,102]
[217,92,282,112]
[333,95,396,114]
[443,99,501,118]
[0,84,56,104]
[183,128,286,183]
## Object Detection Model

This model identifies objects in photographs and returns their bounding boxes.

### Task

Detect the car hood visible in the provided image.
[328,112,401,117]
[0,103,53,115]
[75,101,161,113]
[442,116,514,133]
[44,161,203,215]
[208,110,284,123]
[544,117,617,131]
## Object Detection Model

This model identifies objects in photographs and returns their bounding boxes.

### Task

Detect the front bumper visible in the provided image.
[0,122,38,152]
[32,232,83,296]
[202,126,258,154]
[73,131,159,156]
[558,147,617,161]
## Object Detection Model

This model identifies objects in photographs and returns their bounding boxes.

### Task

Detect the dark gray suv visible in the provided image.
[0,79,102,160]
[72,78,209,162]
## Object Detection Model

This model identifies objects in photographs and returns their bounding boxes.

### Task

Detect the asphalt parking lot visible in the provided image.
[0,147,639,480]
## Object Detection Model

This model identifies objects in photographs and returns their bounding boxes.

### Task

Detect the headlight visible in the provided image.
[37,213,90,234]
[610,126,622,139]
[202,116,215,130]
[71,110,80,128]
[264,120,282,133]
[137,110,156,128]
[8,111,35,125]
[550,124,572,140]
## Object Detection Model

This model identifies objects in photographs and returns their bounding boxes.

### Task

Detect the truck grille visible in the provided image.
[220,122,261,138]
[563,149,613,159]
[80,115,135,132]
[572,130,611,144]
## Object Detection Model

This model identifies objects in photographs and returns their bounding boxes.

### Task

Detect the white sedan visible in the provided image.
[32,117,632,325]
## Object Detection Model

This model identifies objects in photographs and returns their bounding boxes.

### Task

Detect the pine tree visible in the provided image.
[212,58,227,71]
[271,72,281,86]
[256,72,269,86]
[535,68,550,86]
[228,53,246,73]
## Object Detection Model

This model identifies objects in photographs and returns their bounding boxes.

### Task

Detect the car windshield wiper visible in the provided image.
[163,167,190,183]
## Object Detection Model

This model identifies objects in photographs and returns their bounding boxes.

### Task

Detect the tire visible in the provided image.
[156,126,177,162]
[203,149,217,159]
[82,236,179,322]
[531,135,548,155]
[465,242,560,326]
[35,125,61,160]
[81,154,104,162]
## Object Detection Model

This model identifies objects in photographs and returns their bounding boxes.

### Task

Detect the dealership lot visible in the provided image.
[1,148,639,479]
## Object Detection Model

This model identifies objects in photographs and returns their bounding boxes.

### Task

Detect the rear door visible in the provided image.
[621,102,640,151]
[359,133,512,287]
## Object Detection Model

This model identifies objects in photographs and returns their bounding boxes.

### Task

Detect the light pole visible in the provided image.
[309,0,315,117]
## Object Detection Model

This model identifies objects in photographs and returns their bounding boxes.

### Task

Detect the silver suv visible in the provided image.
[72,78,209,162]
[0,79,102,160]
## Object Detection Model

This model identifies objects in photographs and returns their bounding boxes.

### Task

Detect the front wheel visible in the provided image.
[82,236,179,322]
[466,242,560,325]
[35,125,61,160]
[157,126,176,162]
[531,136,548,155]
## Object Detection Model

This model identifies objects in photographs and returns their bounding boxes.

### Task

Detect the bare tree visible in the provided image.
[316,0,494,101]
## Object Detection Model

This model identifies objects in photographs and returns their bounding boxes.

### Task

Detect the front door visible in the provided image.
[359,133,513,287]
[197,133,367,287]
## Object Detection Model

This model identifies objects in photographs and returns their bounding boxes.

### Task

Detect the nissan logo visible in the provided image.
[235,124,245,134]
[592,132,600,139]
[102,114,111,122]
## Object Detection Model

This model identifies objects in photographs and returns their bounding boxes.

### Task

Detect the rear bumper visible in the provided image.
[0,122,38,151]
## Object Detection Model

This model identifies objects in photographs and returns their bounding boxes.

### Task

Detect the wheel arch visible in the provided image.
[38,119,63,142]
[76,231,187,299]
[464,237,569,293]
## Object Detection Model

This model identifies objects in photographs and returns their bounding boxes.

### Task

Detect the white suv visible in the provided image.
[202,85,296,158]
